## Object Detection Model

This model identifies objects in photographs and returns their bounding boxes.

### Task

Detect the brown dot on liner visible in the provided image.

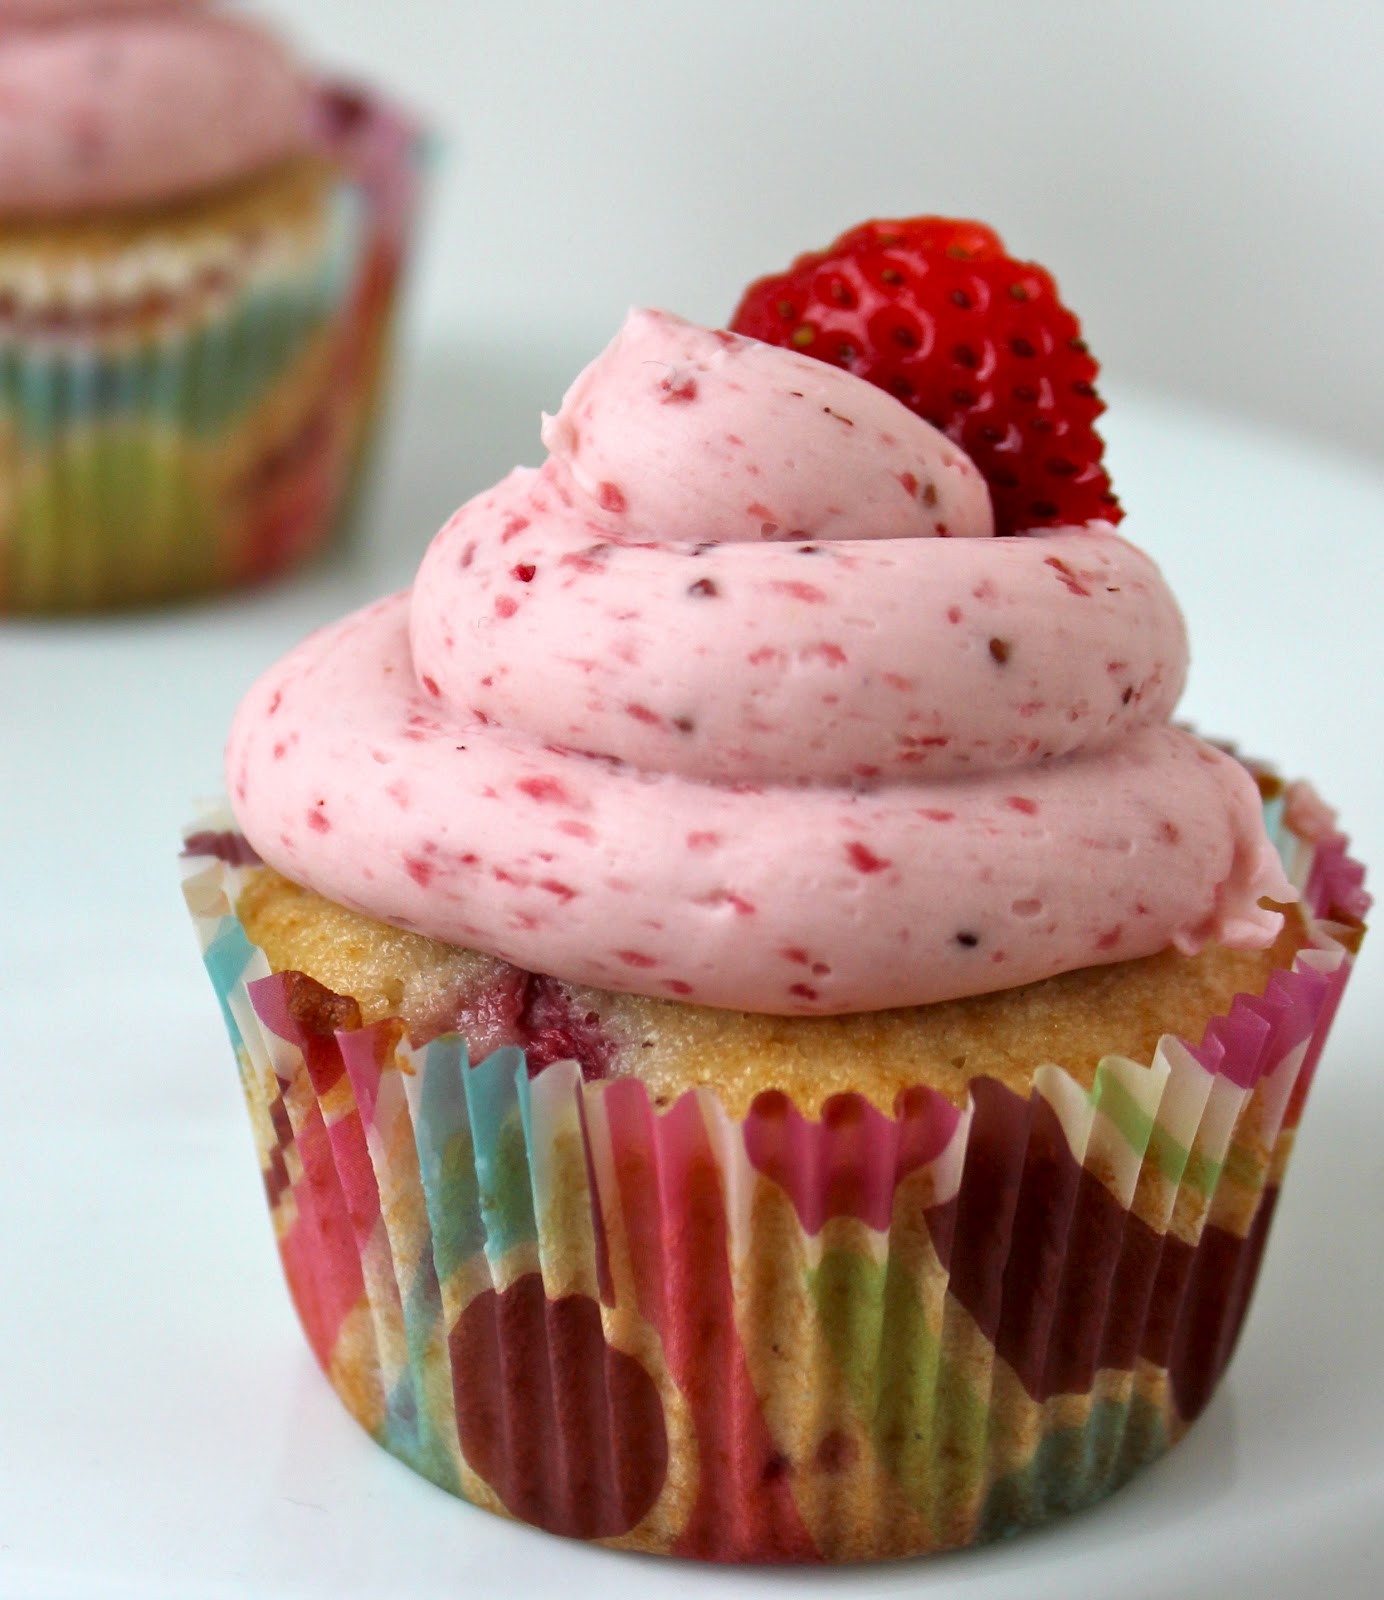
[956,931,980,948]
[687,577,720,598]
[989,638,1011,664]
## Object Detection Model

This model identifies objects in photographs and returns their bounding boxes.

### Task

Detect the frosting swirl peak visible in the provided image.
[228,311,1293,1015]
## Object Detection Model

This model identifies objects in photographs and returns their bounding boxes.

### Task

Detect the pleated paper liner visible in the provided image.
[0,83,423,613]
[181,793,1366,1562]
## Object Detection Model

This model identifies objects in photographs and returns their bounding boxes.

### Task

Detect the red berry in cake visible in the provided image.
[730,217,1121,535]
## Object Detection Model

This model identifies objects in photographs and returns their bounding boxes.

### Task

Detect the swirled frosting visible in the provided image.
[0,3,308,218]
[227,310,1293,1015]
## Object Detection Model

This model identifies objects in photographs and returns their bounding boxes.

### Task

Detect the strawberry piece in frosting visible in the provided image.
[227,311,1293,1016]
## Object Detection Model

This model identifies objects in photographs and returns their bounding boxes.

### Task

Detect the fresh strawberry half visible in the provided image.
[730,217,1121,535]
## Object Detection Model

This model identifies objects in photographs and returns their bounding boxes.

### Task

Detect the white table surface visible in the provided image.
[2,338,1382,1598]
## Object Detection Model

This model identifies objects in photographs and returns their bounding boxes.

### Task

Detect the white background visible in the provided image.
[4,3,1384,1596]
[261,0,1384,463]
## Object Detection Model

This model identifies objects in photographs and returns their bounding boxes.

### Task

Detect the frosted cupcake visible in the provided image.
[0,0,422,611]
[184,221,1366,1560]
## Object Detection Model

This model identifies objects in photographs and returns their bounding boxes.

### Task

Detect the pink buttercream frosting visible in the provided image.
[0,3,308,217]
[226,310,1294,1016]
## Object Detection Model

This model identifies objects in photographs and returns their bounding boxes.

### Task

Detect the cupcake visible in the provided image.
[0,0,422,612]
[183,219,1367,1561]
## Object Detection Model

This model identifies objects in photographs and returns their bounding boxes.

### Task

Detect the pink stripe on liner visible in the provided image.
[741,1085,962,1235]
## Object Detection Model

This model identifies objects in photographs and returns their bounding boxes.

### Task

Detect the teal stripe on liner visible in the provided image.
[413,1034,487,1285]
[461,1046,539,1267]
[203,916,259,1053]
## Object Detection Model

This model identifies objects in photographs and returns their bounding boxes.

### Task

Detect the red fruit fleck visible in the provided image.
[625,702,663,726]
[494,595,518,618]
[687,830,719,850]
[306,806,330,834]
[512,562,537,583]
[518,976,614,1081]
[1045,555,1092,596]
[789,983,819,1002]
[664,979,694,995]
[517,775,571,804]
[660,375,698,403]
[920,808,956,822]
[846,840,892,874]
[1097,926,1123,950]
[770,579,828,603]
[617,949,659,969]
[947,605,963,624]
[404,856,435,888]
[1006,795,1039,815]
[782,946,812,965]
[538,878,579,901]
[501,514,530,543]
[421,675,441,697]
[598,481,628,514]
[700,889,757,916]
[730,216,1121,534]
[267,690,283,716]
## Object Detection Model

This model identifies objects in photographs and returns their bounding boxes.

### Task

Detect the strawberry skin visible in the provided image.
[730,217,1121,535]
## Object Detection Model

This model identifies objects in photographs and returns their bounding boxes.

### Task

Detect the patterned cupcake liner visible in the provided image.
[0,83,424,612]
[181,792,1366,1562]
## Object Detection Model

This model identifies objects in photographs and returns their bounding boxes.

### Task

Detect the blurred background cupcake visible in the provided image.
[0,0,423,612]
